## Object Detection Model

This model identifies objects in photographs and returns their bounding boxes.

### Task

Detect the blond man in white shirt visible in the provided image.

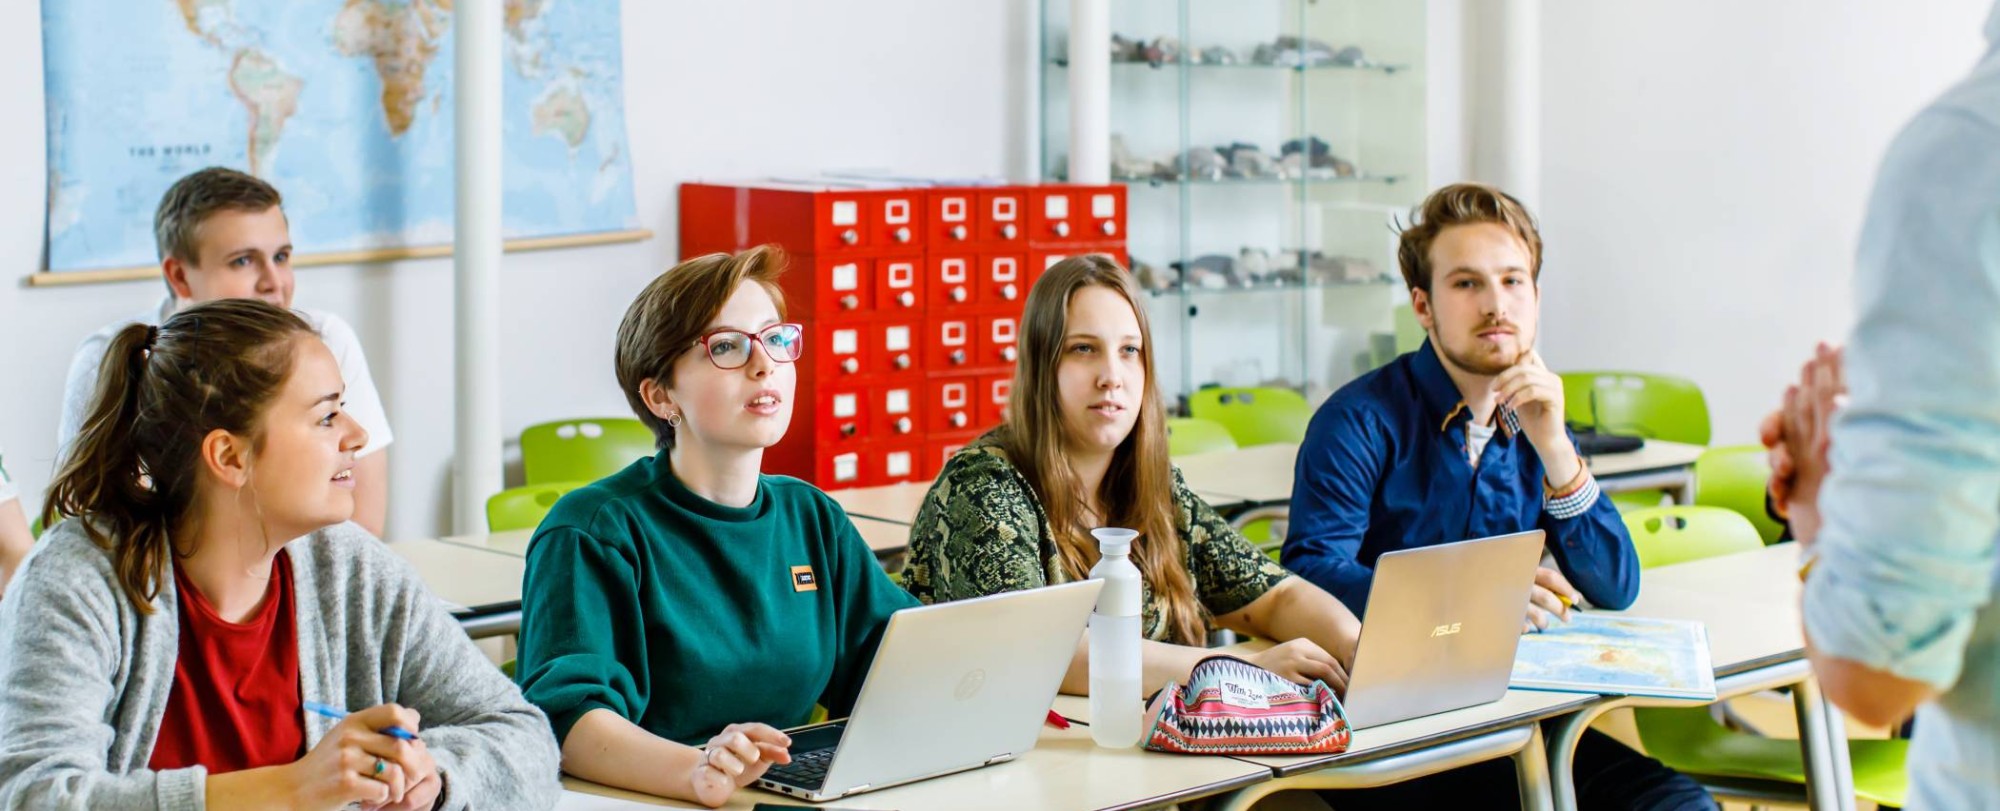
[56,168,393,536]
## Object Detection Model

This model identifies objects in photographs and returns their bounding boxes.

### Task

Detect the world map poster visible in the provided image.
[43,0,638,273]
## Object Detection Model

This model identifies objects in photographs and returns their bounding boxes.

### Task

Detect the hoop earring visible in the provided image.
[666,411,682,428]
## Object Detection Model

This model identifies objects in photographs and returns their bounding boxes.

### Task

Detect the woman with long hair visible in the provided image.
[903,254,1362,694]
[0,299,559,810]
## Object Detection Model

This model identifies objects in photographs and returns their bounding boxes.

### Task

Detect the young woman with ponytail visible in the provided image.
[0,299,559,811]
[902,255,1365,696]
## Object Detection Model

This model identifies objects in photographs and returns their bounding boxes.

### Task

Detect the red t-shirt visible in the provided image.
[148,549,306,773]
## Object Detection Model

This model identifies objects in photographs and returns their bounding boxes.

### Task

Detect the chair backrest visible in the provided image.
[1621,506,1764,570]
[1166,417,1238,456]
[486,481,588,533]
[519,417,656,486]
[1559,371,1711,446]
[1186,387,1313,447]
[1693,445,1786,544]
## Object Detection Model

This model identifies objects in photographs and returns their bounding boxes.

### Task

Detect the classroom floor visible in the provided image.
[1236,695,1891,811]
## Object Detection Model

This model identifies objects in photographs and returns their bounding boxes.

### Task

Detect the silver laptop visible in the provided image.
[1340,530,1545,729]
[756,579,1103,802]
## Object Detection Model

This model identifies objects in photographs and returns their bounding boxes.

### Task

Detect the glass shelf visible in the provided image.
[1140,276,1400,298]
[1040,0,1428,404]
[1049,58,1407,75]
[1116,173,1405,187]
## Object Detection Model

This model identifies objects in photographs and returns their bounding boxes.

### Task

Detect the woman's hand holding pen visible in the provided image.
[285,703,438,811]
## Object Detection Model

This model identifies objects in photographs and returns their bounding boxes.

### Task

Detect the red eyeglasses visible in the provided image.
[695,323,805,370]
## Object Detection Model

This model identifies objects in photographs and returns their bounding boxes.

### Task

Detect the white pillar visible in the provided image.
[1476,0,1541,209]
[1068,0,1110,184]
[453,0,503,533]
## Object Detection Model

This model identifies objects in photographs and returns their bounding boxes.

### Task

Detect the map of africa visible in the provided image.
[43,0,637,272]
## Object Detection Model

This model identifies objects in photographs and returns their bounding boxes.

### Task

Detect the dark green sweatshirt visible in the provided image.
[516,451,917,745]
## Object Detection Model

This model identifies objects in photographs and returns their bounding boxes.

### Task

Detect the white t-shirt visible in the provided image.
[1466,421,1497,469]
[56,296,394,463]
[0,445,17,505]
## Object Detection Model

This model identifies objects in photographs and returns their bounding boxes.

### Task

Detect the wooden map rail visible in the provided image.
[27,228,654,287]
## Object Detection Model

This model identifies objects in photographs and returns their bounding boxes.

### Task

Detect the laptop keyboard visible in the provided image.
[765,746,835,790]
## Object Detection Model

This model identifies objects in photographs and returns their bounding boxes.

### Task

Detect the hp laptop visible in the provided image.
[1340,530,1545,728]
[756,579,1103,802]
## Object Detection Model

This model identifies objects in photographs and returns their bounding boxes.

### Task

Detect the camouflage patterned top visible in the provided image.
[901,431,1290,641]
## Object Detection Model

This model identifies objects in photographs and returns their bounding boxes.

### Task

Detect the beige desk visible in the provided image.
[555,695,1271,811]
[1213,689,1587,811]
[1171,439,1708,508]
[439,520,912,560]
[386,538,527,638]
[1543,543,1853,811]
[1586,439,1706,503]
[828,481,933,525]
[1172,442,1301,505]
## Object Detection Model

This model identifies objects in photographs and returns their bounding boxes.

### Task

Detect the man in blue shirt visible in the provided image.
[1286,183,1708,810]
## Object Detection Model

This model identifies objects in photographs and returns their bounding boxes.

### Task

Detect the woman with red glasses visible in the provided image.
[513,245,918,807]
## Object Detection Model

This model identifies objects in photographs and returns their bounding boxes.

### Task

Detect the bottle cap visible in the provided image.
[1091,527,1139,556]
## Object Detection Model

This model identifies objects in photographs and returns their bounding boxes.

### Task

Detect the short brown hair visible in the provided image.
[154,167,284,266]
[45,299,316,612]
[1395,183,1543,294]
[615,245,789,449]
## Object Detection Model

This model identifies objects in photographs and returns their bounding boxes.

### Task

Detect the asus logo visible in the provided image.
[1429,622,1462,637]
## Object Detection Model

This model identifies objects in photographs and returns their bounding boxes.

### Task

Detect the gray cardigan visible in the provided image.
[0,521,562,810]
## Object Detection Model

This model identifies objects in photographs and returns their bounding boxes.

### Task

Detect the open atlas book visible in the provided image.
[1511,614,1716,700]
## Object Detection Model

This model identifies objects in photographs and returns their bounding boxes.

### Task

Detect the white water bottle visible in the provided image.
[1087,527,1144,748]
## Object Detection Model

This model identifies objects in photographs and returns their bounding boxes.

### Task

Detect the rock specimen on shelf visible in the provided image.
[1174,146,1228,181]
[1238,247,1273,285]
[1280,136,1359,178]
[1110,33,1146,63]
[1173,254,1235,290]
[1133,258,1181,292]
[1197,45,1239,65]
[1219,142,1279,179]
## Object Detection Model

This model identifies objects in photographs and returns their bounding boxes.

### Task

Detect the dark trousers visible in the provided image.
[1320,726,1717,811]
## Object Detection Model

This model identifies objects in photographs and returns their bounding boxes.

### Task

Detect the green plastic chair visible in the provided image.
[1167,417,1238,457]
[1609,490,1667,513]
[1167,417,1284,559]
[1560,371,1712,446]
[1623,506,1908,807]
[1694,445,1786,545]
[486,481,587,533]
[1186,387,1313,448]
[519,417,656,486]
[1623,505,1764,569]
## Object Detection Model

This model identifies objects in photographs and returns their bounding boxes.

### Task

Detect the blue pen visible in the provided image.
[304,701,420,742]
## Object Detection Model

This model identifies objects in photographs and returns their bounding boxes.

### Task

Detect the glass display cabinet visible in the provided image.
[1041,0,1429,406]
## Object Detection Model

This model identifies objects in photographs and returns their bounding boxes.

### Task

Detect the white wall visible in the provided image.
[1536,1,1994,445]
[0,1,1032,540]
[7,1,1981,534]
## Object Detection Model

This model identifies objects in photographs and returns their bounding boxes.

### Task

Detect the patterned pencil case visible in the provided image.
[1142,654,1352,756]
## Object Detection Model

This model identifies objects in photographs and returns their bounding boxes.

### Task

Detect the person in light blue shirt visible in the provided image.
[1770,4,2000,805]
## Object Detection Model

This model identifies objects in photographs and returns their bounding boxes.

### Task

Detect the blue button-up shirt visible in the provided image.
[1808,8,2000,803]
[1282,340,1639,617]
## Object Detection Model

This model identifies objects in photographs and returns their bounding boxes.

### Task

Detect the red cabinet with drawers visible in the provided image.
[681,180,1125,489]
